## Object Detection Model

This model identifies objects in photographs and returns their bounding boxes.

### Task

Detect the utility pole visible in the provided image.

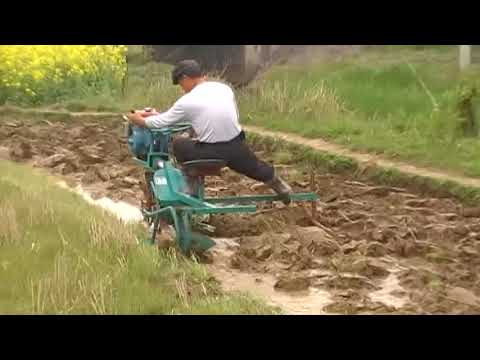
[459,45,472,71]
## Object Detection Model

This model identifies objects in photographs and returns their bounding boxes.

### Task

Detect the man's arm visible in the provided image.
[127,100,187,128]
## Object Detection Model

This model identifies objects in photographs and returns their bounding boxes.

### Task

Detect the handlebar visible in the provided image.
[149,123,192,135]
[122,114,192,135]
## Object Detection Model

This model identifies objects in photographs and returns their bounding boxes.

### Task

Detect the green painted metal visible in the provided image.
[197,179,205,200]
[151,164,187,204]
[150,124,192,135]
[134,158,148,167]
[204,192,319,204]
[191,232,216,252]
[173,210,215,252]
[141,206,177,245]
[128,121,319,254]
[177,211,193,253]
[175,192,216,208]
[189,205,257,215]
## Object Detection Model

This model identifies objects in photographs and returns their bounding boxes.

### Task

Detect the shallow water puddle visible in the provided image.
[368,272,409,309]
[212,266,334,315]
[207,238,334,314]
[58,181,143,223]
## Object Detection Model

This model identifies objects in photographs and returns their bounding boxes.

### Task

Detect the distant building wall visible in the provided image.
[147,45,283,86]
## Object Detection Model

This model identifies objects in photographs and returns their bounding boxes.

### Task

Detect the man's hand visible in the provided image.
[127,111,147,127]
[138,108,159,117]
[126,108,160,127]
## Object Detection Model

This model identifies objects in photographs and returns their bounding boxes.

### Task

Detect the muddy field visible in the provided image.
[2,119,480,314]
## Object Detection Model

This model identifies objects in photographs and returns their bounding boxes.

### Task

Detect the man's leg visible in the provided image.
[175,137,272,182]
[226,141,292,205]
[225,141,273,182]
[172,137,198,163]
[173,137,228,162]
[173,137,292,204]
[172,137,225,195]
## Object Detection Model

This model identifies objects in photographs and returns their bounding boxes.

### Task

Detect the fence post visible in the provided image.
[459,45,472,71]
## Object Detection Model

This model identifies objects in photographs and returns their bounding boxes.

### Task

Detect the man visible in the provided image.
[127,59,292,204]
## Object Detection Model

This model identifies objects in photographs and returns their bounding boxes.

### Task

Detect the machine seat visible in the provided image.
[181,159,226,177]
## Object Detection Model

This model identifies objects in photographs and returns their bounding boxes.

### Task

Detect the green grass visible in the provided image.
[0,160,276,314]
[247,131,480,204]
[239,45,480,177]
[10,45,480,178]
[54,46,181,113]
[71,45,480,179]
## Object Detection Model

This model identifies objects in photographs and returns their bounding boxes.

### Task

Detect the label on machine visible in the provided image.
[154,177,167,185]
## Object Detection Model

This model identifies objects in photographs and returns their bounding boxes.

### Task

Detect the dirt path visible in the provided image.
[2,117,480,314]
[244,125,480,190]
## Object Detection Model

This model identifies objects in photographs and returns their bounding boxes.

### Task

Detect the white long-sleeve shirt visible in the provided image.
[145,81,242,143]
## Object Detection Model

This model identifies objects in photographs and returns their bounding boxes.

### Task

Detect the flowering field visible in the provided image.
[0,45,128,106]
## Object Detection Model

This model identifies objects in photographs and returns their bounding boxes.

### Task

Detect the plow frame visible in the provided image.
[128,122,319,254]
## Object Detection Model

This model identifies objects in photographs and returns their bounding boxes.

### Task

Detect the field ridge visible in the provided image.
[4,106,480,195]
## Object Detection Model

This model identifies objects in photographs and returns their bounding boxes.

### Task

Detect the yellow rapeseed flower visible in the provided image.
[0,45,127,104]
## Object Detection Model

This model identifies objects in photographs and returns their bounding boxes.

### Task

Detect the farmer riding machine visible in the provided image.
[124,114,319,255]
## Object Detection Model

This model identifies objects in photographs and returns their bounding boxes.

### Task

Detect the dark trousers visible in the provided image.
[172,131,274,183]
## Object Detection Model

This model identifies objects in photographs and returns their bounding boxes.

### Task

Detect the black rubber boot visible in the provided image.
[266,176,292,205]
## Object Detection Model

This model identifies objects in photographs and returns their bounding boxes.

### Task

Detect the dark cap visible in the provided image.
[172,59,203,85]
